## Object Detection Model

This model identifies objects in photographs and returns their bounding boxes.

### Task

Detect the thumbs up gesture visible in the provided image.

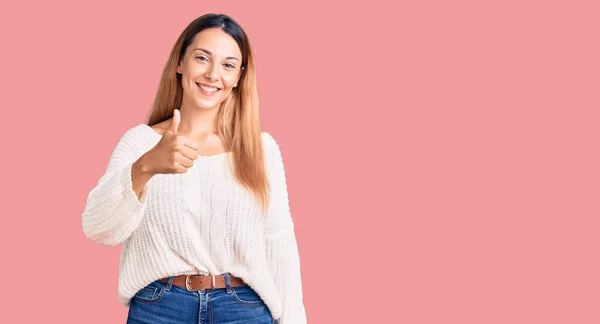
[142,109,201,175]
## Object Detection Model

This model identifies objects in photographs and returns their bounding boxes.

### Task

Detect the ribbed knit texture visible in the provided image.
[81,124,306,324]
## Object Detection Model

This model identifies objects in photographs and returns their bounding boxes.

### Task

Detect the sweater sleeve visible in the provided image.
[81,126,150,247]
[262,132,307,324]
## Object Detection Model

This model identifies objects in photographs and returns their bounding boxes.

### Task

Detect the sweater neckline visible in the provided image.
[141,124,231,159]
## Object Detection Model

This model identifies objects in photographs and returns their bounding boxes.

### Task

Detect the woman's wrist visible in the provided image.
[131,154,154,196]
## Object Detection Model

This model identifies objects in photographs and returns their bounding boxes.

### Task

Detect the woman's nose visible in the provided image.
[205,64,219,81]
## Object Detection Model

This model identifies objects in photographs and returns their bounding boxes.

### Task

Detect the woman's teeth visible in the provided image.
[198,84,218,92]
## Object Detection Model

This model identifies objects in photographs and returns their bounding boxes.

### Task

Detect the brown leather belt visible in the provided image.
[160,274,247,291]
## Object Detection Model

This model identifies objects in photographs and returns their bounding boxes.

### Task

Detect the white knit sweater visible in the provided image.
[81,124,306,323]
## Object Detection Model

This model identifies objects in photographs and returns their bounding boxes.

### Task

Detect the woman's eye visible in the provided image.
[224,63,235,69]
[196,56,208,61]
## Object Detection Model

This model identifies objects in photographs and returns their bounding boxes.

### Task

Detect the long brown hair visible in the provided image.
[147,13,270,216]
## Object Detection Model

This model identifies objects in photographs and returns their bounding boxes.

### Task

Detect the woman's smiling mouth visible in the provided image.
[196,82,220,96]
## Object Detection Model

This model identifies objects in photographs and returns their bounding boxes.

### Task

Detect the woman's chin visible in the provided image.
[194,99,222,110]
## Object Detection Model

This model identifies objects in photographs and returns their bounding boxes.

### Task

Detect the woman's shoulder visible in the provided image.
[146,119,171,136]
[261,131,280,152]
[116,123,161,145]
[261,131,286,163]
[261,131,278,145]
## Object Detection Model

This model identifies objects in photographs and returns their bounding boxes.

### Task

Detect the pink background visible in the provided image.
[1,0,599,323]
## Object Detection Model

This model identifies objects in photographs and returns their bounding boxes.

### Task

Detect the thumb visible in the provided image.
[168,109,180,135]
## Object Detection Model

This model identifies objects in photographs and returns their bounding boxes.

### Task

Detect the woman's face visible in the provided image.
[177,28,243,110]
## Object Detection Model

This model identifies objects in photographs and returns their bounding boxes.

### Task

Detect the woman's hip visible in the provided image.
[126,273,276,324]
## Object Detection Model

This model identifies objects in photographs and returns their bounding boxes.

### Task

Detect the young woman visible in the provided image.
[81,13,306,324]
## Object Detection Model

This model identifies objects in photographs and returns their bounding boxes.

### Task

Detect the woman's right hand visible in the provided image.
[139,109,200,176]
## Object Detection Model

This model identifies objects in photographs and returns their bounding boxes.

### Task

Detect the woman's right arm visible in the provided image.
[81,127,154,247]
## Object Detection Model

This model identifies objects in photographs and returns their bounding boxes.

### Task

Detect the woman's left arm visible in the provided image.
[262,132,307,324]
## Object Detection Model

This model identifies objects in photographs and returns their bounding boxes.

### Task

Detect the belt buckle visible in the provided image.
[185,275,195,292]
[185,274,216,291]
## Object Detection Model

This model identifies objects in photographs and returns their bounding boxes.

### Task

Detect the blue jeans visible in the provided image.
[126,273,278,324]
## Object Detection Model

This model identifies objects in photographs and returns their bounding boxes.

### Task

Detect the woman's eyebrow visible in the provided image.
[193,48,240,62]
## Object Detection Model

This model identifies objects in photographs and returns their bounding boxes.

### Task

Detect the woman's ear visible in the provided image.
[177,56,186,74]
